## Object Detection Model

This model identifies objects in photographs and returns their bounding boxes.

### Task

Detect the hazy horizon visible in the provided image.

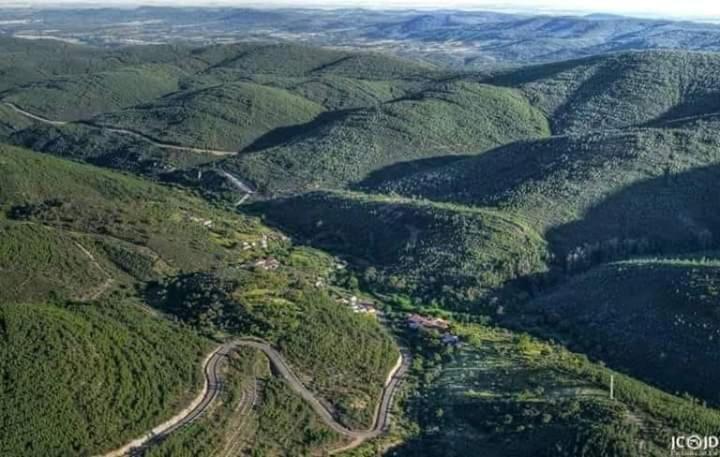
[3,0,720,22]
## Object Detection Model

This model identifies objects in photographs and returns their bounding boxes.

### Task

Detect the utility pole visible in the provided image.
[610,375,615,400]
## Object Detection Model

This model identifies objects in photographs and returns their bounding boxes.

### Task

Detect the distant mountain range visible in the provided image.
[3,7,720,68]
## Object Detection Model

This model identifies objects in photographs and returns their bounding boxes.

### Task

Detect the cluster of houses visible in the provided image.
[252,257,280,271]
[406,313,460,346]
[339,296,378,316]
[187,215,214,228]
[242,234,270,251]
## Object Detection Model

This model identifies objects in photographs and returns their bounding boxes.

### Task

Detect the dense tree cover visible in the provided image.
[218,80,549,195]
[94,81,326,151]
[6,37,720,457]
[524,256,720,406]
[0,144,397,452]
[0,300,208,457]
[0,144,274,273]
[4,63,187,121]
[148,261,399,429]
[256,190,549,311]
[490,50,720,134]
[0,39,549,195]
[373,129,720,267]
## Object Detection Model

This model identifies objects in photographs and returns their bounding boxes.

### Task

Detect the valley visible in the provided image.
[2,18,720,457]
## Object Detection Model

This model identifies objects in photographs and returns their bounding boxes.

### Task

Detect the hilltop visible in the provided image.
[489,50,720,134]
[216,80,549,194]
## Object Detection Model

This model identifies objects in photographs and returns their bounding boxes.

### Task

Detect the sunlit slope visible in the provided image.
[3,64,188,121]
[93,81,326,151]
[490,50,720,134]
[0,301,208,457]
[218,81,549,194]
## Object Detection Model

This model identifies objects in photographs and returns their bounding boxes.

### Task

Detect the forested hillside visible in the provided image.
[0,144,398,455]
[4,35,720,457]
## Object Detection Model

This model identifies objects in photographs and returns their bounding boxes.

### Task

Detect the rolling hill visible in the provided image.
[525,256,720,406]
[254,190,548,311]
[216,80,549,194]
[3,63,188,121]
[92,80,326,151]
[0,144,400,453]
[489,50,720,134]
[6,34,720,457]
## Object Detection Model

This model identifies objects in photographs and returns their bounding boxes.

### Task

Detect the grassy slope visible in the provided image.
[255,191,548,311]
[219,81,549,194]
[526,256,720,406]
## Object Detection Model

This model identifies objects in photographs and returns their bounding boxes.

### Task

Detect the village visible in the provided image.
[338,295,461,347]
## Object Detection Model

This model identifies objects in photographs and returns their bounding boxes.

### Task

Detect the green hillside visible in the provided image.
[0,299,208,457]
[490,50,720,134]
[218,81,549,194]
[94,81,325,151]
[0,37,107,91]
[526,256,720,406]
[255,191,548,311]
[374,129,720,261]
[148,265,398,429]
[0,103,34,137]
[267,75,420,110]
[7,37,720,456]
[3,64,187,121]
[202,42,434,79]
[0,144,399,447]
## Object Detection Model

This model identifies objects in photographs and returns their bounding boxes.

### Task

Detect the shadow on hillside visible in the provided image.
[354,154,473,190]
[487,53,605,87]
[644,91,720,128]
[547,163,720,268]
[240,109,360,153]
[355,135,568,202]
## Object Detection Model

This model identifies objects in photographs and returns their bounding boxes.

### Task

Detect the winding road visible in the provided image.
[98,338,409,457]
[5,101,257,200]
[3,102,238,156]
[6,100,408,454]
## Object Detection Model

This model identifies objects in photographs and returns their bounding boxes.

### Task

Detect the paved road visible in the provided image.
[99,338,409,457]
[3,102,238,156]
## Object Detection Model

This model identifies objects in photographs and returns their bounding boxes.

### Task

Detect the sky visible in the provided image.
[6,0,720,21]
